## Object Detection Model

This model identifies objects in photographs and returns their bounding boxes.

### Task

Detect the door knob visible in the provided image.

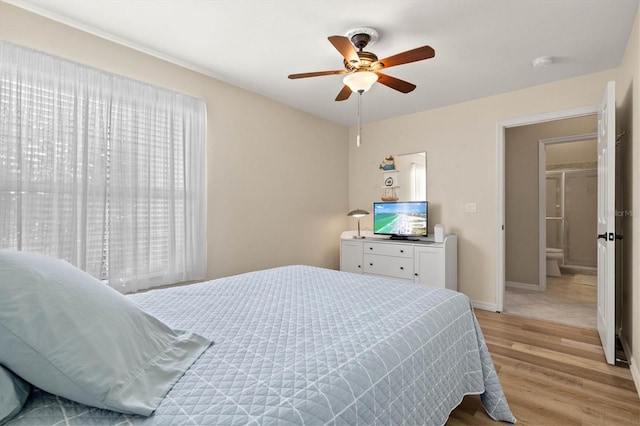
[597,232,616,241]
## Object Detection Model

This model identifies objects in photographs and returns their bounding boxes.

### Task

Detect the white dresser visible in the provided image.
[340,235,457,290]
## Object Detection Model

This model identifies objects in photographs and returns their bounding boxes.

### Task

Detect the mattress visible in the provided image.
[7,265,515,425]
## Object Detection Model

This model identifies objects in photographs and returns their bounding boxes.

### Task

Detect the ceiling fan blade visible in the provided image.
[335,85,352,101]
[328,35,359,64]
[288,70,346,79]
[377,45,435,69]
[376,73,416,93]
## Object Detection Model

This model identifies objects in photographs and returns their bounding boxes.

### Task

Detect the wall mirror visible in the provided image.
[395,152,426,201]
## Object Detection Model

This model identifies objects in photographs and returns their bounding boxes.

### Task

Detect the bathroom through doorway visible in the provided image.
[503,116,598,329]
[543,134,598,278]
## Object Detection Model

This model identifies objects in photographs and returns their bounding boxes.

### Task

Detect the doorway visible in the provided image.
[496,105,597,309]
[496,81,618,365]
[503,131,598,329]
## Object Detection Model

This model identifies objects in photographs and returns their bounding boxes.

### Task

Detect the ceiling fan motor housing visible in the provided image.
[345,28,382,71]
[344,51,380,72]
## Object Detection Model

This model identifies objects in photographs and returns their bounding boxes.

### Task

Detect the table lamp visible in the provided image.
[347,209,369,239]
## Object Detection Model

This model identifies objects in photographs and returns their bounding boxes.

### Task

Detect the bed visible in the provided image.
[4,264,515,425]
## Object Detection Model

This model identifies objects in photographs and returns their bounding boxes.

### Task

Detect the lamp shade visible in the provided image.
[343,71,378,93]
[347,209,369,218]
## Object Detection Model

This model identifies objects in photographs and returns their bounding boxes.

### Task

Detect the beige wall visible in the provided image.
[546,139,597,167]
[616,2,640,396]
[0,3,350,279]
[504,116,596,286]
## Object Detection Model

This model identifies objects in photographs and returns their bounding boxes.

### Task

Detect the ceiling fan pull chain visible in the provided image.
[357,92,362,147]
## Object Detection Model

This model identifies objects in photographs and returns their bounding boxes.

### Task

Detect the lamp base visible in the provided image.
[352,235,366,239]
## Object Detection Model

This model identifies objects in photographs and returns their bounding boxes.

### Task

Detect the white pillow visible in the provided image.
[0,250,211,416]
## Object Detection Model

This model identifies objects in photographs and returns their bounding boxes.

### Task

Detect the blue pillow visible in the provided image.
[0,250,211,416]
[0,365,30,425]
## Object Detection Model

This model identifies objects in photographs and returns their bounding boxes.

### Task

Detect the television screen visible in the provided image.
[373,201,427,237]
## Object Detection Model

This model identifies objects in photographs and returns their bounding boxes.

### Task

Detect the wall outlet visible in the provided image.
[465,202,477,213]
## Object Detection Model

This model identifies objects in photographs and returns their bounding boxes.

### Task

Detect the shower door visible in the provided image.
[565,170,597,268]
[545,172,563,251]
[545,170,597,269]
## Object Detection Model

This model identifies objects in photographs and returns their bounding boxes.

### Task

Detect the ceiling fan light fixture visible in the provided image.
[343,71,379,93]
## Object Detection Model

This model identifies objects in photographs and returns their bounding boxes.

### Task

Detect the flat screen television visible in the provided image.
[373,201,428,239]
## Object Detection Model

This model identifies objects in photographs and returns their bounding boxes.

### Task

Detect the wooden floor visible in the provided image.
[447,310,640,425]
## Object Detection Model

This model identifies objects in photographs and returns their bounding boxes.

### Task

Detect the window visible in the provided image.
[0,41,206,293]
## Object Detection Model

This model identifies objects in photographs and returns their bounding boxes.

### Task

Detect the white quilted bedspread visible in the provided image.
[8,265,515,425]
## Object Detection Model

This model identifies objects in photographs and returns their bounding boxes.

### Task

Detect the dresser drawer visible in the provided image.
[363,242,413,258]
[363,254,414,280]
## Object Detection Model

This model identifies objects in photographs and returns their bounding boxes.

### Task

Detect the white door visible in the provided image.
[596,81,616,365]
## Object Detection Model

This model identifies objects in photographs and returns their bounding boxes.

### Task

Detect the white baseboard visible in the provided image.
[631,361,640,399]
[472,300,497,312]
[620,335,640,398]
[506,280,541,291]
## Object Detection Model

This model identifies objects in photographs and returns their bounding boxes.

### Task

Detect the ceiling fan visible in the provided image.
[288,27,435,101]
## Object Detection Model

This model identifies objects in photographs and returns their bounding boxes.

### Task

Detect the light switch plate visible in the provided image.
[465,202,477,213]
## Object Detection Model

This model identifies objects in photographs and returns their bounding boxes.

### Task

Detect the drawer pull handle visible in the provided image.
[400,250,404,253]
[369,247,373,250]
[369,263,373,266]
[414,273,418,276]
[400,267,404,270]
[358,265,361,268]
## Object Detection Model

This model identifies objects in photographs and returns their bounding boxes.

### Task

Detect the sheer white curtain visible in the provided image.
[0,41,206,293]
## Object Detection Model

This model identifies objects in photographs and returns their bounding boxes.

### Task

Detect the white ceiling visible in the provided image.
[6,0,639,127]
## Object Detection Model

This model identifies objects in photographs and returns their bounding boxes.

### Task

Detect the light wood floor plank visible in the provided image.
[447,310,640,426]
